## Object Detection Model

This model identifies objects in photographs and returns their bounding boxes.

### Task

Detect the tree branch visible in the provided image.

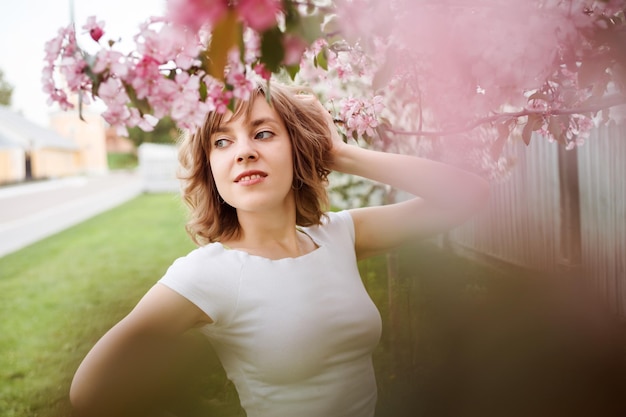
[381,93,626,138]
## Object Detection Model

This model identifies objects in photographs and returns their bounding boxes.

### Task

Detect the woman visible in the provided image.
[70,81,489,417]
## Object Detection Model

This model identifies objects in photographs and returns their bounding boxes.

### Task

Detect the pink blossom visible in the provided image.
[282,34,308,66]
[204,78,232,114]
[93,50,129,77]
[236,0,282,32]
[215,90,234,114]
[166,0,229,31]
[169,73,214,130]
[42,24,89,110]
[146,78,179,118]
[97,78,158,135]
[135,20,203,70]
[298,40,334,84]
[226,49,254,100]
[43,27,66,63]
[98,77,132,128]
[44,86,74,111]
[82,16,105,42]
[253,63,271,81]
[243,28,261,64]
[129,55,162,99]
[332,0,604,128]
[339,96,384,138]
[59,56,90,91]
[128,108,158,132]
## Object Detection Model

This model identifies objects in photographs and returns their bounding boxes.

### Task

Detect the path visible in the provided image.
[0,172,143,258]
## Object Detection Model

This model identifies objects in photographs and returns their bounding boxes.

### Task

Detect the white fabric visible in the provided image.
[159,210,382,417]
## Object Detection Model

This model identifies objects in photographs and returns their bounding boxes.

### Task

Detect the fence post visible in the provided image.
[557,145,582,269]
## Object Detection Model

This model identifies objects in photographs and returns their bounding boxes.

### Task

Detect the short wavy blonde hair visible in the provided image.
[178,81,333,245]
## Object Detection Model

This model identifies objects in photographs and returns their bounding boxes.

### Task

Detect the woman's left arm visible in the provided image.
[332,138,490,260]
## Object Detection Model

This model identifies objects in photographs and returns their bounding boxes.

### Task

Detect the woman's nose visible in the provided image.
[235,139,258,163]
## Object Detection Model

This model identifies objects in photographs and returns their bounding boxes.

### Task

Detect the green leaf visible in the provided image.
[204,10,240,81]
[260,27,285,73]
[284,64,300,80]
[283,0,300,32]
[296,14,324,44]
[227,97,236,113]
[315,48,328,71]
[199,79,207,101]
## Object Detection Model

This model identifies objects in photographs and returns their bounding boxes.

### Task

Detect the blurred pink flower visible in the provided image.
[253,63,271,81]
[135,19,203,69]
[59,57,89,91]
[93,50,129,77]
[98,77,132,128]
[226,49,255,100]
[130,55,161,99]
[170,72,214,130]
[236,0,281,32]
[167,0,229,31]
[205,78,233,114]
[282,34,307,66]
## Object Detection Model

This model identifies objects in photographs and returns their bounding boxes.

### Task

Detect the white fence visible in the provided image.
[449,123,626,316]
[138,143,181,193]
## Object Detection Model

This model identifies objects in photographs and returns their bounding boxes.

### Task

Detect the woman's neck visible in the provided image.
[223,210,316,260]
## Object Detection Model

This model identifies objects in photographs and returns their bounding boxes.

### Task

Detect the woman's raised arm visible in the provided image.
[315,100,490,260]
[334,144,489,259]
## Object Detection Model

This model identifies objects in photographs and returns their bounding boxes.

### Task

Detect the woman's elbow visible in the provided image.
[69,366,101,416]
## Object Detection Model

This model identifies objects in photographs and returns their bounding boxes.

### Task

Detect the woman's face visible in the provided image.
[209,95,295,215]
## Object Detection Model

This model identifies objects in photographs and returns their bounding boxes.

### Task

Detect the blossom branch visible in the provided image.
[381,93,626,138]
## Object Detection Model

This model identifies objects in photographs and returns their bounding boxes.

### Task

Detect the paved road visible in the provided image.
[0,172,143,258]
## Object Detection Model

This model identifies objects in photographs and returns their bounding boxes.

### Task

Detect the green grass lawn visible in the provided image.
[107,152,138,170]
[1,193,624,417]
[0,193,196,417]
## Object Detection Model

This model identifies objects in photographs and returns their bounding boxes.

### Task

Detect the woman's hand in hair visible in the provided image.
[306,97,348,169]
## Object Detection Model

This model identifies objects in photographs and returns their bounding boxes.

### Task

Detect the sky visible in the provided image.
[0,0,167,127]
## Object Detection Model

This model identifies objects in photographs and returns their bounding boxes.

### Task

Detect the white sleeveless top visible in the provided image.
[159,210,382,417]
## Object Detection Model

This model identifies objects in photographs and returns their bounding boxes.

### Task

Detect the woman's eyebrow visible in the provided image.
[249,117,278,128]
[214,125,232,134]
[213,117,278,134]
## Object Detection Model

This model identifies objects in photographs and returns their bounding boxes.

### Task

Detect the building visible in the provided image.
[0,106,80,184]
[48,107,108,175]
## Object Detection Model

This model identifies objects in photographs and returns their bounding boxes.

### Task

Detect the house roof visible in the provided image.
[0,131,22,149]
[0,106,77,151]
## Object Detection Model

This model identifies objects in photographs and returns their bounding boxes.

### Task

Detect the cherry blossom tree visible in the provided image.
[42,0,626,177]
[41,1,626,383]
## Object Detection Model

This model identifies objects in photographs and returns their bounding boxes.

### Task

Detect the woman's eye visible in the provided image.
[213,138,230,148]
[255,131,273,140]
